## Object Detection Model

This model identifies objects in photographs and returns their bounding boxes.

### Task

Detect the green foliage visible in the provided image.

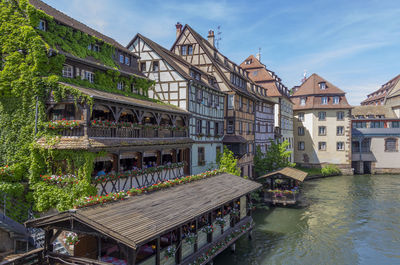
[295,166,322,176]
[254,140,295,177]
[321,164,341,177]
[218,146,241,176]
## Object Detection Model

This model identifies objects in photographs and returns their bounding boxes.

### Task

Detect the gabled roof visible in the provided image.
[258,167,308,182]
[361,74,400,105]
[26,173,261,250]
[240,55,291,101]
[292,73,346,97]
[29,0,135,56]
[126,33,218,90]
[351,105,397,118]
[173,25,258,100]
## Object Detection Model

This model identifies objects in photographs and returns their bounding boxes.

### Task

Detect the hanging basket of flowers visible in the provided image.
[184,233,198,245]
[164,245,176,259]
[201,225,214,234]
[63,232,79,246]
[215,217,226,227]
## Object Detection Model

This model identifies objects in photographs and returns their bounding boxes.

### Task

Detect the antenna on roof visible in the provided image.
[256,47,261,61]
[301,70,307,83]
[216,25,222,49]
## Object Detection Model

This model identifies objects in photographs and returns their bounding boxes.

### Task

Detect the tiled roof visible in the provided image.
[29,0,135,55]
[361,74,400,105]
[351,105,397,118]
[291,74,351,110]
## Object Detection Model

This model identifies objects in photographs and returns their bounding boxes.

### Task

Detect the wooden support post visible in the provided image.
[177,227,182,264]
[126,245,134,265]
[97,237,102,261]
[137,152,143,169]
[49,229,62,244]
[156,237,160,265]
[45,229,54,253]
[156,150,161,166]
[208,212,213,243]
[172,149,177,163]
[194,219,198,252]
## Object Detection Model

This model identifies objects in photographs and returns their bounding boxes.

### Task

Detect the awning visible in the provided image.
[258,167,308,182]
[222,135,247,144]
[26,173,261,250]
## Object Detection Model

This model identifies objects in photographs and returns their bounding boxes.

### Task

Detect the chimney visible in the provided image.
[207,30,215,47]
[175,22,183,39]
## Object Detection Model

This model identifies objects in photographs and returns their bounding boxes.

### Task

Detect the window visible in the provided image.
[206,121,211,136]
[318,112,326,121]
[181,45,187,55]
[239,96,243,110]
[125,56,130,66]
[198,147,205,166]
[353,121,367,128]
[228,95,234,109]
[239,121,243,134]
[215,122,222,136]
[337,111,344,120]
[298,141,305,150]
[321,96,328,105]
[385,138,397,152]
[140,62,146,71]
[298,113,305,122]
[131,83,137,94]
[337,126,344,136]
[88,44,100,52]
[246,123,250,134]
[119,54,124,63]
[227,120,234,134]
[319,82,326,90]
[62,65,73,78]
[196,89,203,102]
[152,61,159,72]
[300,97,306,106]
[318,142,327,151]
[318,126,326,136]
[245,59,252,65]
[333,96,340,104]
[83,71,94,83]
[188,45,193,55]
[190,70,201,80]
[196,119,202,134]
[298,127,305,136]
[371,121,384,128]
[337,142,345,151]
[117,82,124,90]
[253,70,258,76]
[38,19,46,31]
[392,121,400,128]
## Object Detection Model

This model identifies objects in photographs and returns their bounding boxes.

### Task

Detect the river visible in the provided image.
[214,174,400,265]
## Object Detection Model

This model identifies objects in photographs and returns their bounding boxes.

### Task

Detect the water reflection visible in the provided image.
[214,175,400,265]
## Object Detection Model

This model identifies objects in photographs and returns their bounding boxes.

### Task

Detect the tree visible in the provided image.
[217,146,241,176]
[254,140,295,177]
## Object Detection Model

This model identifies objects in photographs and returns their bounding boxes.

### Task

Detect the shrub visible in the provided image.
[321,164,341,176]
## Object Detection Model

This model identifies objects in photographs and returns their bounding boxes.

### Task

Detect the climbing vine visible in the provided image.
[0,0,156,212]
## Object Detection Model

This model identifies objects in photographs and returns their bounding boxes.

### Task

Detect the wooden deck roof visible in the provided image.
[258,167,308,182]
[26,173,261,250]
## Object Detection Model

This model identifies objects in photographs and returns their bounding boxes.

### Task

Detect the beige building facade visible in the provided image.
[292,74,352,174]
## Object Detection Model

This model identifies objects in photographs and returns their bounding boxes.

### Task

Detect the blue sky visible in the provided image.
[42,0,400,105]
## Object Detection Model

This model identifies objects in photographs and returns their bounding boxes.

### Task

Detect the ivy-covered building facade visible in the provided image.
[0,0,193,217]
[127,34,225,175]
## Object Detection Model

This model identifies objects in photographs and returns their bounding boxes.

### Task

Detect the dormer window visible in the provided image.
[125,56,130,66]
[319,82,326,90]
[333,96,340,104]
[190,70,201,81]
[300,97,306,106]
[38,19,46,31]
[83,71,94,83]
[181,45,187,55]
[245,59,252,65]
[62,65,73,78]
[152,61,159,72]
[117,82,124,90]
[321,96,328,105]
[88,44,100,52]
[188,45,193,55]
[119,54,124,64]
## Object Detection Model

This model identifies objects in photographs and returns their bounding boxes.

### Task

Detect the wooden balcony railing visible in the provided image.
[95,164,185,195]
[59,126,84,137]
[0,248,44,265]
[87,126,187,138]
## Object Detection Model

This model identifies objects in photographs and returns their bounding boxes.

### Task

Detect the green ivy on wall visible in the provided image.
[0,0,157,212]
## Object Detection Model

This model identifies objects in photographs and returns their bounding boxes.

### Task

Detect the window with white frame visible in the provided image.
[318,111,326,121]
[152,61,159,72]
[298,141,305,150]
[181,45,187,55]
[117,82,124,90]
[125,56,130,66]
[188,45,193,55]
[83,71,94,83]
[319,82,326,90]
[385,138,397,152]
[227,120,234,134]
[321,96,328,105]
[333,96,340,104]
[131,83,137,94]
[318,142,327,151]
[38,19,46,31]
[318,126,326,136]
[119,54,124,64]
[337,111,344,120]
[228,95,234,109]
[300,97,306,106]
[337,142,345,151]
[298,126,305,136]
[196,119,202,134]
[196,89,203,102]
[62,65,73,78]
[239,121,243,134]
[298,112,305,122]
[337,126,344,135]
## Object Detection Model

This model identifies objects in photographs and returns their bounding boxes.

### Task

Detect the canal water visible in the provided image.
[215,174,400,265]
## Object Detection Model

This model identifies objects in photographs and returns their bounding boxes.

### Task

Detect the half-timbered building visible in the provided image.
[170,24,274,178]
[31,0,192,189]
[240,55,293,161]
[127,34,225,175]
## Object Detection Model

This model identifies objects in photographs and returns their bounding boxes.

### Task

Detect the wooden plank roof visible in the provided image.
[26,173,261,250]
[258,167,308,182]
